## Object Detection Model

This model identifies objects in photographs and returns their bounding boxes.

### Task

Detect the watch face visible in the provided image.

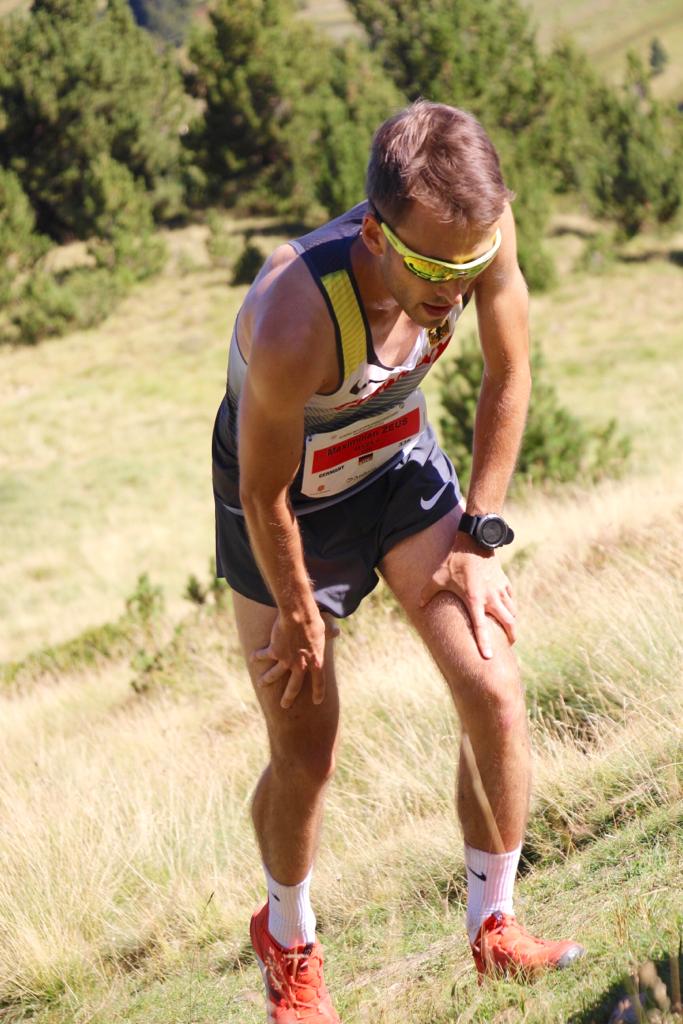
[479,516,506,547]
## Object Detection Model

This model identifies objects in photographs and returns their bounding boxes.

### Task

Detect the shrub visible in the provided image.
[125,572,165,623]
[0,168,51,307]
[184,573,207,605]
[184,559,229,608]
[0,0,190,240]
[186,0,401,218]
[8,272,78,344]
[587,75,683,238]
[438,332,631,494]
[649,37,668,77]
[232,239,265,285]
[83,154,167,282]
[205,210,240,269]
[5,266,128,345]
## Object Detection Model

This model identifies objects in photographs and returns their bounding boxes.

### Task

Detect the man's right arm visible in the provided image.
[237,278,332,708]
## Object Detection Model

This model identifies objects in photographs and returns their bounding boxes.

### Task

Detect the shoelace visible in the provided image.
[266,945,326,1017]
[479,913,551,957]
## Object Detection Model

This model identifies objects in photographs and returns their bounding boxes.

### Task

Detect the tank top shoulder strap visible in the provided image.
[290,203,370,383]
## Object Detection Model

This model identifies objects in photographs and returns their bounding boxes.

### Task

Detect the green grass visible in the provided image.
[522,0,683,99]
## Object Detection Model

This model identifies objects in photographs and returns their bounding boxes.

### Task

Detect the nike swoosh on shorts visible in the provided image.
[420,480,450,511]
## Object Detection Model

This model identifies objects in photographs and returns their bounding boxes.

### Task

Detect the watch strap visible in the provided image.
[458,512,479,537]
[458,512,514,547]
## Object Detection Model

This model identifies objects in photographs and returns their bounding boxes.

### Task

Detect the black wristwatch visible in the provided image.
[458,512,514,550]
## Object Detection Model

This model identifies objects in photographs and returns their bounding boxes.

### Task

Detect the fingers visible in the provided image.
[467,600,493,660]
[490,597,517,645]
[250,638,333,707]
[258,660,289,685]
[500,579,517,618]
[310,662,326,706]
[250,645,288,686]
[280,660,306,710]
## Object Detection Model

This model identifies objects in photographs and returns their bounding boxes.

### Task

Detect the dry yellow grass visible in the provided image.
[0,473,680,1018]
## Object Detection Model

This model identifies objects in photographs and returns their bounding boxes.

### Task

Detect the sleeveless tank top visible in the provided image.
[212,201,467,514]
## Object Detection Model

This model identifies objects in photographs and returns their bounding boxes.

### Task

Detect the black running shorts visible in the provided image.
[214,425,461,618]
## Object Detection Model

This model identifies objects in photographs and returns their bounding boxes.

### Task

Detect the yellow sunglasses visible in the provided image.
[374,210,502,283]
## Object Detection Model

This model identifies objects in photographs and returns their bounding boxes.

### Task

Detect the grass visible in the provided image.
[2,198,683,1022]
[0,484,681,1022]
[522,0,683,100]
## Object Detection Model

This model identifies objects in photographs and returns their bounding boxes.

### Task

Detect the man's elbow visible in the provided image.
[239,476,289,515]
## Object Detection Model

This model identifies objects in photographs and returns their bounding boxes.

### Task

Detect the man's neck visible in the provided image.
[349,235,402,325]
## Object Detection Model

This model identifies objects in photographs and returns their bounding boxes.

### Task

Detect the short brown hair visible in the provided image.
[366,100,513,228]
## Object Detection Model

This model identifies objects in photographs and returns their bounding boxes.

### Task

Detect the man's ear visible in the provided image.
[361,212,385,256]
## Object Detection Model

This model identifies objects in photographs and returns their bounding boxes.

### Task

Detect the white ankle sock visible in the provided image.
[264,864,317,949]
[464,842,522,943]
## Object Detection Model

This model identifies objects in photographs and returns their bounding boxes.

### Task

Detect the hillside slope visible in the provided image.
[2,219,683,662]
[1,469,682,1022]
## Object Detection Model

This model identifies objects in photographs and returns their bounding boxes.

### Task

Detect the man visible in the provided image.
[212,100,584,1022]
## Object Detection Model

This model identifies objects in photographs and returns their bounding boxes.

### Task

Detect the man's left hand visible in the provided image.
[419,535,517,659]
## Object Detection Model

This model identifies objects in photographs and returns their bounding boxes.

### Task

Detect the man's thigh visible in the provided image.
[378,509,519,714]
[231,591,340,754]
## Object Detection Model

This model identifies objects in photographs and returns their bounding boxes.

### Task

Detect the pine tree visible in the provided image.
[346,0,556,288]
[128,0,197,46]
[187,0,401,218]
[0,0,189,241]
[0,168,50,306]
[649,37,668,77]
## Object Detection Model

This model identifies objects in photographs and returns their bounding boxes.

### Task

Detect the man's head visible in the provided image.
[366,100,512,230]
[362,101,512,326]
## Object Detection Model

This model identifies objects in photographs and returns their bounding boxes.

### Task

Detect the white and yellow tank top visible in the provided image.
[212,202,467,514]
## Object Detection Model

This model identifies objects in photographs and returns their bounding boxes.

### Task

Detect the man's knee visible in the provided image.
[454,657,526,736]
[266,704,339,789]
[271,737,337,789]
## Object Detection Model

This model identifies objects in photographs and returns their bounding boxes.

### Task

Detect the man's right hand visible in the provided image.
[251,609,340,709]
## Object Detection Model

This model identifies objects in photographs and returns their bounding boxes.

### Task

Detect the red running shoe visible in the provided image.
[250,904,340,1022]
[471,911,585,979]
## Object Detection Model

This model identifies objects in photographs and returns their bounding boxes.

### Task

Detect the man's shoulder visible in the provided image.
[247,242,331,342]
[236,243,336,396]
[289,201,368,257]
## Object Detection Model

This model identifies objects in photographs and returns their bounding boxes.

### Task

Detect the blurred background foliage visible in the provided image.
[0,0,681,340]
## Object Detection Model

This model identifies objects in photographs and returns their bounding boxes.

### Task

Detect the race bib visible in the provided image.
[301,391,426,498]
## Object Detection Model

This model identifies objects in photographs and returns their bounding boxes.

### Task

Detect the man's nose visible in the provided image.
[435,278,465,304]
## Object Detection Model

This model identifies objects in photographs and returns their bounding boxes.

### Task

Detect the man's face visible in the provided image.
[364,198,500,328]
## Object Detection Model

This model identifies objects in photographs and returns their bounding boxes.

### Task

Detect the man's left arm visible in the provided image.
[468,203,531,517]
[420,204,531,658]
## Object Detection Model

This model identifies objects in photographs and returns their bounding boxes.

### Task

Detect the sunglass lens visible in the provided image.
[405,257,454,282]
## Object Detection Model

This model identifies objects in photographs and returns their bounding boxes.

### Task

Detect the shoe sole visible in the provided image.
[478,943,587,982]
[556,944,586,969]
[253,949,278,1023]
